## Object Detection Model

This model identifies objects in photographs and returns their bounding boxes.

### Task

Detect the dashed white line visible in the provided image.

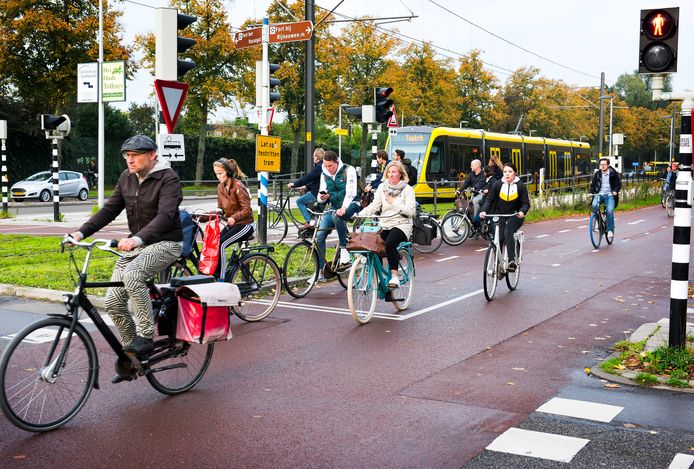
[486,427,589,463]
[435,256,459,263]
[536,234,550,238]
[578,225,587,229]
[670,453,694,469]
[628,219,645,225]
[551,263,561,267]
[558,229,570,233]
[536,397,623,423]
[475,247,487,252]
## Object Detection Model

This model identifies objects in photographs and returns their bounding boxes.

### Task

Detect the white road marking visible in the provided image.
[536,397,623,423]
[622,239,631,243]
[628,219,645,225]
[551,263,561,267]
[435,256,459,262]
[475,247,487,252]
[486,427,589,463]
[578,225,587,229]
[592,249,599,253]
[558,229,570,233]
[566,217,589,222]
[669,453,694,469]
[536,234,550,238]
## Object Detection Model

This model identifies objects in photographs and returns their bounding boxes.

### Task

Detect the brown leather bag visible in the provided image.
[347,231,386,256]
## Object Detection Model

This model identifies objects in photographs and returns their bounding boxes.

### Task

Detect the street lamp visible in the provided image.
[528,129,537,137]
[459,120,469,128]
[660,105,677,164]
[579,135,588,142]
[338,103,350,160]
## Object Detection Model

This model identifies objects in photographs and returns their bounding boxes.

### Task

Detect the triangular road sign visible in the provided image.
[154,79,189,134]
[387,105,398,128]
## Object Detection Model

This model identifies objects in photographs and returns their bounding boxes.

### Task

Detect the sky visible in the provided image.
[112,0,694,121]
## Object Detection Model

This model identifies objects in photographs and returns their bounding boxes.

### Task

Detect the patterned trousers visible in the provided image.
[104,241,182,345]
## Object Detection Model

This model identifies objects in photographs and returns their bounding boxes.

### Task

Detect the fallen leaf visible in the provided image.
[13,455,26,460]
[605,383,621,388]
[584,367,591,374]
[649,431,658,435]
[568,337,576,340]
[582,350,590,354]
[616,364,626,370]
[507,382,515,386]
[623,423,637,428]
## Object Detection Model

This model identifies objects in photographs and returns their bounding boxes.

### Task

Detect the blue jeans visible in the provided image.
[592,194,615,232]
[316,203,361,268]
[295,192,317,223]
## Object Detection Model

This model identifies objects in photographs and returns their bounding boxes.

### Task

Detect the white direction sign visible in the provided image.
[77,62,98,103]
[158,134,185,161]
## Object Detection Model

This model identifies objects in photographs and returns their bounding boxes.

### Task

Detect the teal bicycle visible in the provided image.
[346,216,415,324]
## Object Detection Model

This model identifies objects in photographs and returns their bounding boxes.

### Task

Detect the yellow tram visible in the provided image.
[385,126,592,197]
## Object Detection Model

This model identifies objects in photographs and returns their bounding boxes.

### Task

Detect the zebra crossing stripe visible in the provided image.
[536,397,623,423]
[669,453,694,469]
[486,427,589,463]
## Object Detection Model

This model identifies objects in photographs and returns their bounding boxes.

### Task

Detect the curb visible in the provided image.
[591,353,694,394]
[0,283,105,309]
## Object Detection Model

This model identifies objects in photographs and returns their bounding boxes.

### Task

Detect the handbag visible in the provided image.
[198,212,221,275]
[360,191,374,209]
[347,231,386,256]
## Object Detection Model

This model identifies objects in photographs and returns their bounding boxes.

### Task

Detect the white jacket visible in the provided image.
[358,183,417,238]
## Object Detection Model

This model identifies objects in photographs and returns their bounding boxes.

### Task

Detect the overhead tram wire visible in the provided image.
[424,0,601,81]
[313,3,514,78]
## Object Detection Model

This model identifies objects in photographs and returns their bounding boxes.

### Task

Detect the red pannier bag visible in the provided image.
[175,282,241,344]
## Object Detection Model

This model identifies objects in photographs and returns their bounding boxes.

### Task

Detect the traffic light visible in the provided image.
[256,62,281,106]
[40,114,71,137]
[639,7,679,74]
[269,63,281,105]
[156,8,197,81]
[374,87,394,123]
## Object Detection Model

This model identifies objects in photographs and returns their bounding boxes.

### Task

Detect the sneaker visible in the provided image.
[607,230,613,238]
[339,248,351,266]
[123,335,153,356]
[111,373,134,384]
[468,232,479,240]
[388,276,400,289]
[507,260,517,272]
[316,270,326,282]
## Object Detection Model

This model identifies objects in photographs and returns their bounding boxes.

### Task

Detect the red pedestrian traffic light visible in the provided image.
[639,7,679,74]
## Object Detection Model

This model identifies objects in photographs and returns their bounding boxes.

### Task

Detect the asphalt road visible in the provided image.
[0,205,692,467]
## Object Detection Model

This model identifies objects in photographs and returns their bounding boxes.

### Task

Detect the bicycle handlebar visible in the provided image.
[62,236,120,255]
[481,212,519,219]
[352,212,401,219]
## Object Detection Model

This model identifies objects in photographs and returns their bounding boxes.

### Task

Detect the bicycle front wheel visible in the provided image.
[348,255,378,324]
[0,317,97,432]
[589,212,602,249]
[413,220,444,253]
[666,194,675,218]
[146,340,214,395]
[483,245,499,301]
[441,211,469,246]
[267,209,288,243]
[283,241,319,298]
[230,254,282,322]
[393,247,414,311]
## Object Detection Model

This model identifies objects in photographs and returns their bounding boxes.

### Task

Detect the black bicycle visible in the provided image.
[588,194,614,248]
[0,237,215,432]
[268,186,311,243]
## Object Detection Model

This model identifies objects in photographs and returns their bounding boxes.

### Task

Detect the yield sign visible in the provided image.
[154,79,189,134]
[387,105,398,128]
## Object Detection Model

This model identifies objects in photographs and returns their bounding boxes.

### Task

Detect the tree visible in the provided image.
[453,50,505,129]
[127,102,156,138]
[0,0,133,114]
[612,71,671,110]
[136,0,255,183]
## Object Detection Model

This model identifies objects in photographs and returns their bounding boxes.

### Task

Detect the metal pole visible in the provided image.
[370,129,378,183]
[669,97,693,348]
[52,138,60,222]
[1,128,7,216]
[598,72,605,158]
[257,17,270,245]
[97,0,105,208]
[304,0,315,172]
[669,104,676,164]
[608,97,613,157]
[338,105,342,160]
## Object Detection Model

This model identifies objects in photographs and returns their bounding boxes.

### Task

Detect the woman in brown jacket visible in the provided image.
[213,158,254,278]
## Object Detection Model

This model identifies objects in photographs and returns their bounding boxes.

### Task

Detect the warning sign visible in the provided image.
[256,135,282,173]
[387,105,398,128]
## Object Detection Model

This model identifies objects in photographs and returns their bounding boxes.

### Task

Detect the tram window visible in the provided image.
[450,141,482,180]
[427,137,445,179]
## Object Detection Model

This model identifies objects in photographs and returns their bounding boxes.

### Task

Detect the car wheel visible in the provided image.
[78,188,88,201]
[39,190,51,202]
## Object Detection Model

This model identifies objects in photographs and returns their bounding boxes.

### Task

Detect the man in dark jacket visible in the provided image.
[589,158,622,237]
[288,147,324,229]
[394,149,418,187]
[69,135,183,372]
[456,159,485,222]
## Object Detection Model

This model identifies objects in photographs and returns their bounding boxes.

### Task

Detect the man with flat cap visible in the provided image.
[69,135,183,382]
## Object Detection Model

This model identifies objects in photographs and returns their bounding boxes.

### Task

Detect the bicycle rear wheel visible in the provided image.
[146,340,214,395]
[268,209,288,243]
[392,247,414,311]
[348,255,378,324]
[666,194,675,218]
[505,238,521,291]
[155,260,194,283]
[0,317,97,432]
[441,211,469,246]
[229,254,282,322]
[283,241,319,298]
[589,212,602,249]
[483,245,499,301]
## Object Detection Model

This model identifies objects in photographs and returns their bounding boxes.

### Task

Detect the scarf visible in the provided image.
[384,180,407,198]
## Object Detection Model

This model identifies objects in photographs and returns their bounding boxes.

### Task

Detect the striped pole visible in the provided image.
[669,100,692,348]
[1,136,7,216]
[259,170,268,243]
[52,137,60,222]
[370,129,378,183]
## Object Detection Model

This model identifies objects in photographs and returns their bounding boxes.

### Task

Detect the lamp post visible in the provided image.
[459,120,469,128]
[661,105,677,165]
[338,103,349,161]
[579,135,588,142]
[529,129,537,137]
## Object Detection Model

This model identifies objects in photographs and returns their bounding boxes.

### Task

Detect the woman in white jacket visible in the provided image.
[357,161,417,287]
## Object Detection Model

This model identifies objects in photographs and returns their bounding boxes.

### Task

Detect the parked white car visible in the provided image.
[10,170,89,202]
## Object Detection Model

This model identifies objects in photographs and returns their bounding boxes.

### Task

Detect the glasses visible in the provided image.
[122,151,150,160]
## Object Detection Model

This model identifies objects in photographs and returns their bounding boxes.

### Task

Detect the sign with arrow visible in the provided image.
[233,27,262,50]
[77,62,98,103]
[158,134,186,162]
[154,79,189,134]
[269,21,313,44]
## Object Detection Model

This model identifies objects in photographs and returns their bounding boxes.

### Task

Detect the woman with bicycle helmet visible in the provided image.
[480,163,530,272]
[357,161,417,288]
[212,158,254,278]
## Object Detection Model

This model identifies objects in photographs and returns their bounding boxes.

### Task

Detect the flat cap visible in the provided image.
[121,135,157,152]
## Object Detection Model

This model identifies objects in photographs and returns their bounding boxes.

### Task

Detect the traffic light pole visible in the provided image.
[1,121,7,216]
[51,138,60,222]
[257,17,270,245]
[370,129,379,183]
[305,0,315,171]
[652,76,694,348]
